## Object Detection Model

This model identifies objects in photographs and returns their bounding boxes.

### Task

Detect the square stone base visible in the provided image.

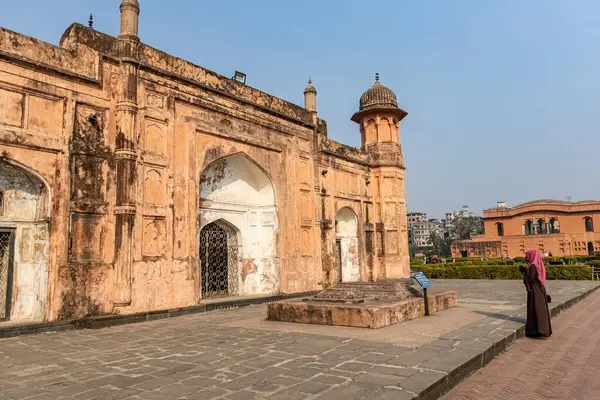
[267,291,458,329]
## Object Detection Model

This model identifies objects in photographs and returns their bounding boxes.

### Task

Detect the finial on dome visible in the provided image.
[375,72,380,83]
[308,77,312,84]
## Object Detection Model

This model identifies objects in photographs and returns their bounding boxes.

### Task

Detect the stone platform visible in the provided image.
[267,280,458,329]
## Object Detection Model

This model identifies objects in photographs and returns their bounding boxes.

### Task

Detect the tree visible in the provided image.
[409,244,418,258]
[450,216,484,240]
[429,231,451,257]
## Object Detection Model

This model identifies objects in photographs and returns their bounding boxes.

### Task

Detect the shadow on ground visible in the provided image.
[474,310,526,324]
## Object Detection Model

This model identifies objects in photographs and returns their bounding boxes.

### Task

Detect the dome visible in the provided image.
[359,73,398,111]
[304,77,317,94]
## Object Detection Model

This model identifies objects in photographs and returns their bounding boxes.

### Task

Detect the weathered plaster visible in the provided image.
[199,153,279,296]
[335,207,360,282]
[0,160,49,321]
[0,2,411,322]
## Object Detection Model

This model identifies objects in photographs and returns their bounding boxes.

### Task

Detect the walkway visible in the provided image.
[0,280,597,400]
[443,289,600,400]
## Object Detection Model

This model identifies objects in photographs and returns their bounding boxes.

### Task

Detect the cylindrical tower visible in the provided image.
[304,77,317,112]
[352,73,410,279]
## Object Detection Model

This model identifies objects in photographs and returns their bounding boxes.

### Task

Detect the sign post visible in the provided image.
[411,272,432,316]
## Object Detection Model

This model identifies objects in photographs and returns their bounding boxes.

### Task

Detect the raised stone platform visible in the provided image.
[267,279,458,328]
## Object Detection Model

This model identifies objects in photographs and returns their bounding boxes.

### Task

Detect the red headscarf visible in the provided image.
[525,249,547,285]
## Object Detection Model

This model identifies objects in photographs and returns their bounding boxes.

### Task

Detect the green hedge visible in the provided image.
[410,264,592,280]
[410,259,516,267]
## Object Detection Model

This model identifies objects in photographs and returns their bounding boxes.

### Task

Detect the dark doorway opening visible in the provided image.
[588,242,595,256]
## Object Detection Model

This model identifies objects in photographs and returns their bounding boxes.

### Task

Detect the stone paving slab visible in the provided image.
[0,280,598,400]
[0,291,320,339]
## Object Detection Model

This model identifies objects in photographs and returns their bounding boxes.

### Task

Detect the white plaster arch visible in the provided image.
[335,207,360,282]
[200,152,276,207]
[0,159,50,322]
[0,158,51,218]
[199,153,279,298]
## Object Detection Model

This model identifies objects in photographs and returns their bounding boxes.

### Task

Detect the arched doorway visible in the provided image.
[199,220,239,298]
[496,222,504,237]
[335,207,360,282]
[588,242,595,256]
[0,160,49,322]
[199,153,278,297]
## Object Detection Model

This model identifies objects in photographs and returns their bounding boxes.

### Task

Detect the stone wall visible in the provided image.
[0,20,409,322]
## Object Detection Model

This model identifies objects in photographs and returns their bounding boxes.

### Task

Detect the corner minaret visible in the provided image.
[304,77,317,112]
[352,73,410,280]
[113,0,141,307]
[351,73,407,148]
[119,0,140,41]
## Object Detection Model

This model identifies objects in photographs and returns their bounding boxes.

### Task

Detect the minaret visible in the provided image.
[119,0,140,41]
[303,77,317,112]
[113,0,140,307]
[352,73,409,279]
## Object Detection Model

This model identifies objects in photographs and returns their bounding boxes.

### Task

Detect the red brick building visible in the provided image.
[452,200,600,258]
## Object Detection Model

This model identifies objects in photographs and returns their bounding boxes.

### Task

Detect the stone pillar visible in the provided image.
[113,0,140,306]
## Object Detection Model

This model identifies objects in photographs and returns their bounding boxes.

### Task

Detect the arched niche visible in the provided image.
[549,218,560,234]
[496,222,504,237]
[335,207,360,282]
[0,160,50,322]
[523,219,533,235]
[584,217,594,233]
[199,153,278,297]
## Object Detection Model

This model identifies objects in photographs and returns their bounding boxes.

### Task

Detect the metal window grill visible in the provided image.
[0,231,13,320]
[200,222,239,299]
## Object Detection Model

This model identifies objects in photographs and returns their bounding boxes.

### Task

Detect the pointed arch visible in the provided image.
[0,158,51,220]
[584,217,594,233]
[0,158,51,322]
[198,152,279,298]
[495,222,504,237]
[200,152,276,206]
[199,219,241,298]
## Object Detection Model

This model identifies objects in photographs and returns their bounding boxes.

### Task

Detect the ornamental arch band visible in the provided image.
[0,1,411,322]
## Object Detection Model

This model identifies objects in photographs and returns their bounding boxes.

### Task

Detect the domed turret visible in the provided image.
[352,73,406,124]
[303,77,317,112]
[358,73,398,111]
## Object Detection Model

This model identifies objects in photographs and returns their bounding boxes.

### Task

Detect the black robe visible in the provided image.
[522,264,552,338]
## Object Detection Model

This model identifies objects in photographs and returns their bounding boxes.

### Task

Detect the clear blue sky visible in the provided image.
[2,1,599,218]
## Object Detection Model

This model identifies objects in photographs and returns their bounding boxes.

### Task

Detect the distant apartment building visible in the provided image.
[407,212,427,228]
[443,205,477,239]
[407,212,444,247]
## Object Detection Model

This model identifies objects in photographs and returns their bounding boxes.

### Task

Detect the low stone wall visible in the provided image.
[267,291,458,329]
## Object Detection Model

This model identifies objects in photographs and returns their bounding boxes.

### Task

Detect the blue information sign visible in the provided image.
[412,272,432,289]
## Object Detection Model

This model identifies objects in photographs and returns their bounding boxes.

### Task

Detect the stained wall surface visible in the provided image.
[0,16,410,322]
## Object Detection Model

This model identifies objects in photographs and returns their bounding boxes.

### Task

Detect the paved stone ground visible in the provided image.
[0,280,598,400]
[442,288,600,400]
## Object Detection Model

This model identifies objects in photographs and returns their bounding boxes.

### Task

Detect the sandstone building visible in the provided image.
[452,200,600,258]
[0,1,410,323]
